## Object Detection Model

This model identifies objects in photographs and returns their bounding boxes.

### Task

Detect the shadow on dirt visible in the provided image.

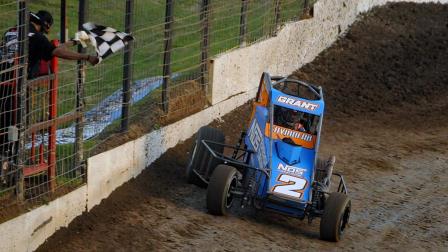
[38,3,448,251]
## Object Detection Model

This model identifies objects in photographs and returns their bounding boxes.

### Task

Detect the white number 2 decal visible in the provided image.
[272,174,307,199]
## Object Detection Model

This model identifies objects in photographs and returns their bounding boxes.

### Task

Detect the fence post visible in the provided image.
[121,0,134,131]
[48,42,59,192]
[162,0,174,113]
[303,0,310,16]
[16,0,29,202]
[76,0,87,180]
[273,0,281,36]
[200,0,210,89]
[60,0,67,43]
[239,0,248,47]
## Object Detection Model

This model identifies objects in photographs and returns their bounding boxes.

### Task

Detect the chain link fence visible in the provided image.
[0,0,317,223]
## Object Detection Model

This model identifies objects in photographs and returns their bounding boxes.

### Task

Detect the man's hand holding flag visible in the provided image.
[73,22,134,64]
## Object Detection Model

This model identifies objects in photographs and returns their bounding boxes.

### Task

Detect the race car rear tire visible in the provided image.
[207,164,238,216]
[320,192,351,242]
[186,126,225,187]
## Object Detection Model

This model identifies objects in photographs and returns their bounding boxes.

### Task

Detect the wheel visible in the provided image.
[186,126,225,187]
[320,192,351,242]
[207,164,239,215]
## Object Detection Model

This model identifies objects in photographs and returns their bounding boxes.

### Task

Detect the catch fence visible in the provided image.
[0,0,316,222]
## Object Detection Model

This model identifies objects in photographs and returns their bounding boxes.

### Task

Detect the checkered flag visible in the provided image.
[82,22,134,62]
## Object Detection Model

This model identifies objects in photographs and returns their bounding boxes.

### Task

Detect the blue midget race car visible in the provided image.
[186,72,350,241]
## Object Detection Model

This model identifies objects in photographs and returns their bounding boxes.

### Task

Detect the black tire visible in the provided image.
[320,192,351,242]
[186,126,225,187]
[207,164,238,215]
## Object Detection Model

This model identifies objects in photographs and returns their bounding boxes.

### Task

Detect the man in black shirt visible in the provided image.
[0,10,99,156]
[28,10,99,78]
[0,10,102,185]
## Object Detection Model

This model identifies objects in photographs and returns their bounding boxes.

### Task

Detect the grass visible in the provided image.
[56,176,83,188]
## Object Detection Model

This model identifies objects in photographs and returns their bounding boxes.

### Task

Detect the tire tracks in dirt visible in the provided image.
[38,3,448,251]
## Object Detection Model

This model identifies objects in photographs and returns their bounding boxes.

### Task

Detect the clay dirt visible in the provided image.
[38,3,448,251]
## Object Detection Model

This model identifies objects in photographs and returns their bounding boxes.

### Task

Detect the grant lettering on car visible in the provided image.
[265,124,316,149]
[277,96,319,111]
[248,120,268,168]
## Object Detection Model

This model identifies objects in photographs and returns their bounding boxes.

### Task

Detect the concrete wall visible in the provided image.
[210,0,448,105]
[87,90,256,211]
[1,0,447,251]
[0,187,87,252]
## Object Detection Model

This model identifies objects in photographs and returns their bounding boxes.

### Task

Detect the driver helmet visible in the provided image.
[282,109,302,129]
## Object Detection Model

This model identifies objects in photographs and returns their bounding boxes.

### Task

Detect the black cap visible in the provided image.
[30,10,53,29]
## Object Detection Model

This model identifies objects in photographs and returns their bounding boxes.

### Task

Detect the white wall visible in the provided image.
[210,0,448,105]
[1,0,447,251]
[0,187,87,252]
[87,90,256,211]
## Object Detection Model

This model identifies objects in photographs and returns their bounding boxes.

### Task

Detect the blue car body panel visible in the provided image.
[243,73,325,216]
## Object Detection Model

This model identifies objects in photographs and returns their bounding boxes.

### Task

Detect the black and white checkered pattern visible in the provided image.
[82,22,134,62]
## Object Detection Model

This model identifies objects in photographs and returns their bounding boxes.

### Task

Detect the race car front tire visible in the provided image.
[207,164,238,216]
[320,192,351,242]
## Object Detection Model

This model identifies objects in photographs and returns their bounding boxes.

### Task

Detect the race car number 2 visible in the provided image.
[272,174,307,199]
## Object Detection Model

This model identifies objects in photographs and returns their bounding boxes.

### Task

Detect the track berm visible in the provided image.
[38,3,448,251]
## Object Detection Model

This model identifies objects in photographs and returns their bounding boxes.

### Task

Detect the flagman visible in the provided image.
[0,10,99,154]
[28,10,99,79]
[0,10,133,154]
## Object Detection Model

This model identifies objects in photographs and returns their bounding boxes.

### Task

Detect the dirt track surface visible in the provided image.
[38,3,448,251]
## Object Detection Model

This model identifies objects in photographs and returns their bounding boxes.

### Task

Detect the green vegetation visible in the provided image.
[26,0,307,117]
[56,176,83,188]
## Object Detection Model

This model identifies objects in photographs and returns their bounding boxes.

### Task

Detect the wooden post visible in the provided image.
[48,41,59,192]
[273,0,281,36]
[121,0,134,131]
[76,0,87,180]
[239,0,248,47]
[60,0,67,43]
[303,0,311,17]
[162,0,174,113]
[200,0,210,89]
[16,0,28,201]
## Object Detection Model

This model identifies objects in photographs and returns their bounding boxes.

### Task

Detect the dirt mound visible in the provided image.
[90,79,206,155]
[294,2,448,116]
[38,3,448,251]
[162,80,206,124]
